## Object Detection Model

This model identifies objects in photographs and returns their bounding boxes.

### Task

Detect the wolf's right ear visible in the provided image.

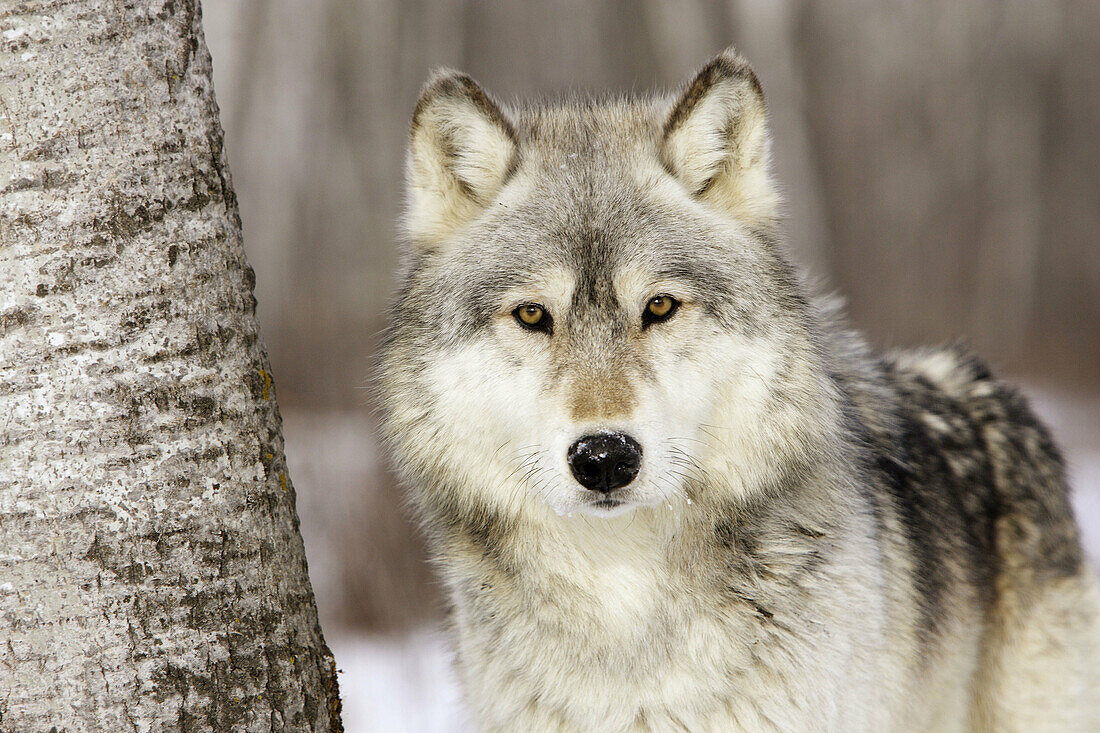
[404,70,518,247]
[661,50,779,228]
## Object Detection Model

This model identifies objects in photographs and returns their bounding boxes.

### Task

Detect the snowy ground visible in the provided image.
[304,385,1100,733]
[330,629,469,733]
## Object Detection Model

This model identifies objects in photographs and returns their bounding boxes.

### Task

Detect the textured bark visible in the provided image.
[0,1,342,730]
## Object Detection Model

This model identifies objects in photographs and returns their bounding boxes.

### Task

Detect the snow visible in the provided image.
[1070,453,1100,567]
[330,630,469,733]
[1029,385,1100,566]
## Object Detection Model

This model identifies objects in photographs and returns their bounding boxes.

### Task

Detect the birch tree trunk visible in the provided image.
[0,1,342,729]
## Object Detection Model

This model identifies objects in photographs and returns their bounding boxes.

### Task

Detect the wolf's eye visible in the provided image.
[643,295,680,327]
[513,303,552,334]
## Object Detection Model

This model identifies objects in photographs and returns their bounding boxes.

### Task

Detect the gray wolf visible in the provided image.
[377,48,1100,731]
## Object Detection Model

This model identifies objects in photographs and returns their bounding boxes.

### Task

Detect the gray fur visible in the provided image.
[379,49,1100,731]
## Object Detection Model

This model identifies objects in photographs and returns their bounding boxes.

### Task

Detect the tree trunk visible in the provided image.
[0,1,342,730]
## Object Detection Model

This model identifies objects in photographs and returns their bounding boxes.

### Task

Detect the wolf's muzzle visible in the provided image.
[567,433,642,493]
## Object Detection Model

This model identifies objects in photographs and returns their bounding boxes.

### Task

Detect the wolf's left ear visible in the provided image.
[661,50,779,227]
[405,70,518,247]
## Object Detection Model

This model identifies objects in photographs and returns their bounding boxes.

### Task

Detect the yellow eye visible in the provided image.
[518,304,544,325]
[644,295,681,327]
[647,296,675,318]
[513,303,552,333]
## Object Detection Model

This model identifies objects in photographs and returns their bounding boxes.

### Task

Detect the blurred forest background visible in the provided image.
[201,0,1100,637]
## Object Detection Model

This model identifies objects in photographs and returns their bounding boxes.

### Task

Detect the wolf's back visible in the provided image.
[863,346,1100,729]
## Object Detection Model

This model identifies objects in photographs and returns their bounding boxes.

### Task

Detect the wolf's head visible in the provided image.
[380,50,841,525]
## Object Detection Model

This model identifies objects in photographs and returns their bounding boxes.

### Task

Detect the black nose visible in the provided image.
[567,433,642,493]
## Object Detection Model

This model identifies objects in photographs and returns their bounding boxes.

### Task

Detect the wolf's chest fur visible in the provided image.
[443,504,908,730]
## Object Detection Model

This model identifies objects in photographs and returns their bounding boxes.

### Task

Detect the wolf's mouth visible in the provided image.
[590,497,623,510]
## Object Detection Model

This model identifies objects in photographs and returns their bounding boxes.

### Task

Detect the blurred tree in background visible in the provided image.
[201,0,1100,632]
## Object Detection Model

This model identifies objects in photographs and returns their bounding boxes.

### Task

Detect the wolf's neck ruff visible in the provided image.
[379,47,1100,732]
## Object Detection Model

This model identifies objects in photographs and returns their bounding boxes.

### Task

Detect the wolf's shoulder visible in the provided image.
[878,346,1084,586]
[883,345,1062,487]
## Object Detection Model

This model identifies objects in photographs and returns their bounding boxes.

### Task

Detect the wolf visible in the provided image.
[377,48,1100,731]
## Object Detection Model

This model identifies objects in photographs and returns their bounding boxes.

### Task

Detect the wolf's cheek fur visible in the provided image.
[416,339,563,516]
[639,326,812,505]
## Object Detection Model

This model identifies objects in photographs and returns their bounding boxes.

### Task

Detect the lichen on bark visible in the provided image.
[0,1,342,730]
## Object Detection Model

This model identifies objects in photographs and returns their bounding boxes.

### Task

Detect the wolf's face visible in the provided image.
[382,52,837,523]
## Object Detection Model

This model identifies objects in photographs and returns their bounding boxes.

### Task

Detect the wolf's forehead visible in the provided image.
[488,189,658,281]
[472,172,725,299]
[514,99,662,161]
[485,102,677,262]
[467,214,726,305]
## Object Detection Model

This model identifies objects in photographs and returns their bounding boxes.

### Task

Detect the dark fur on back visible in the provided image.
[848,345,1086,649]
